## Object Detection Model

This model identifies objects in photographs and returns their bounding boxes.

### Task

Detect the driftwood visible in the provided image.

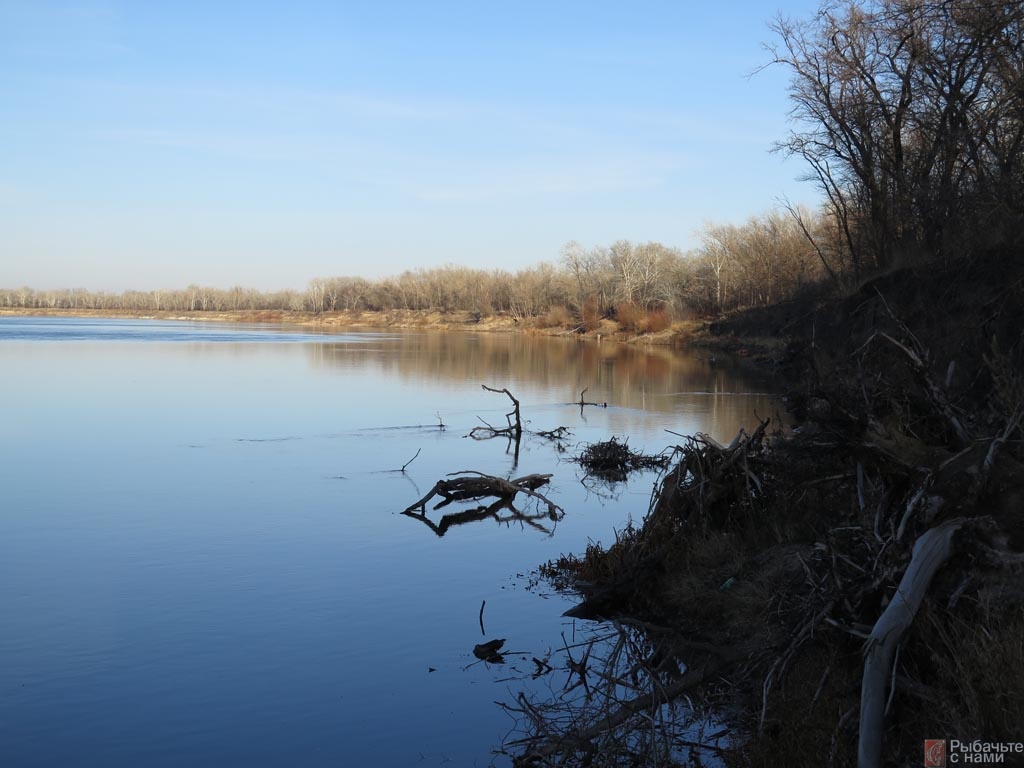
[470,385,523,440]
[654,418,770,522]
[403,471,561,516]
[536,426,572,441]
[857,517,965,768]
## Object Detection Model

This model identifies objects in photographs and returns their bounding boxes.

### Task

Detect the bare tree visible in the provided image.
[770,0,1024,272]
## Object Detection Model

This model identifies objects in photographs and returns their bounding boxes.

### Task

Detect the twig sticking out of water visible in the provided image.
[401,448,421,472]
[578,387,608,414]
[377,448,423,474]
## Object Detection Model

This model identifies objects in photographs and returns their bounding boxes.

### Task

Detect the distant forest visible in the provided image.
[0,209,826,321]
[5,0,1022,323]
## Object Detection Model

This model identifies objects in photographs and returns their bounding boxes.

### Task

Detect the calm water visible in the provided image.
[0,317,779,767]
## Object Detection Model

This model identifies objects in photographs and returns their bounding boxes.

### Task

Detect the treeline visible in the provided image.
[2,209,826,322]
[0,284,310,313]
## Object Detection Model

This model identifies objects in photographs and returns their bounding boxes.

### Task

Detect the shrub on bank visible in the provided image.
[614,302,673,334]
[537,304,575,329]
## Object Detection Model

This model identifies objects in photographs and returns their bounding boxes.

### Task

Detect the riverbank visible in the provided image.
[516,258,1024,767]
[0,306,727,350]
[0,306,519,330]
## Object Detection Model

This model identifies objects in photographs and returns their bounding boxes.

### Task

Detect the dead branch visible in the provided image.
[401,448,421,472]
[759,600,835,734]
[853,305,971,446]
[981,408,1022,484]
[536,426,572,441]
[652,418,770,524]
[858,517,965,768]
[469,385,523,440]
[782,196,841,287]
[403,471,561,517]
[377,447,422,474]
[577,387,607,409]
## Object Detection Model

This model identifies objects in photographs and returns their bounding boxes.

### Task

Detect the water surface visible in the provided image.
[0,317,779,767]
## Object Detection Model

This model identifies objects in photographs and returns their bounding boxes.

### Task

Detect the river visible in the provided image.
[0,317,779,767]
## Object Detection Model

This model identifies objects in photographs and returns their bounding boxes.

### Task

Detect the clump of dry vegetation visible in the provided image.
[613,303,675,335]
[573,437,671,483]
[537,305,575,330]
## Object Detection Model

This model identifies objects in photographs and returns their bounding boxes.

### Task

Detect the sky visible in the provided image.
[0,0,824,292]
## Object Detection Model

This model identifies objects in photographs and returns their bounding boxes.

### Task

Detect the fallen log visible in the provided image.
[858,517,965,768]
[403,471,560,516]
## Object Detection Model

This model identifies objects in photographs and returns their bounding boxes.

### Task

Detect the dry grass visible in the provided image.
[540,525,644,590]
[735,644,861,768]
[890,598,1024,755]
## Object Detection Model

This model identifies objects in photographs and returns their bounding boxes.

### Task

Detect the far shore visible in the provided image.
[0,306,790,370]
[0,306,690,344]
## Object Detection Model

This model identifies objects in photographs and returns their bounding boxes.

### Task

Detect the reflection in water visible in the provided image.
[499,621,730,766]
[37,324,779,445]
[310,331,769,410]
[304,330,780,445]
[402,498,561,538]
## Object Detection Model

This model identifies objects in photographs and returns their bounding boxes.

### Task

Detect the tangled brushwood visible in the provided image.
[512,270,1024,767]
[574,437,671,483]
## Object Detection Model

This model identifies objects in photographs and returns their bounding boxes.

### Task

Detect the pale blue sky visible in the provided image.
[1,0,822,292]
